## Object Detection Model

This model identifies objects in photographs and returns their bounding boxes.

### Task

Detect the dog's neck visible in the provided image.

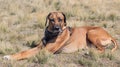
[42,26,72,46]
[44,27,60,40]
[44,26,68,40]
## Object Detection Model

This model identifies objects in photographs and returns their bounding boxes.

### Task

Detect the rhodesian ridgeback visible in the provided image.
[3,12,118,60]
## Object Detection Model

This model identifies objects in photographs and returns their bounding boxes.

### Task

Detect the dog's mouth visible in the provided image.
[52,26,63,33]
[52,28,63,33]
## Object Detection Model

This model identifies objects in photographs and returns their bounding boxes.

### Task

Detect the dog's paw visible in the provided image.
[3,55,11,60]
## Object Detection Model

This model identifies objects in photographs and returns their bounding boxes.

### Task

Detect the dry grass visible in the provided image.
[0,0,120,67]
[28,49,53,64]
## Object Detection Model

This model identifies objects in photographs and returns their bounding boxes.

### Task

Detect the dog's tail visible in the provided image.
[111,38,118,52]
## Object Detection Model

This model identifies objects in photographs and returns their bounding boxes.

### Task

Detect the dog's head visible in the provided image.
[45,12,66,33]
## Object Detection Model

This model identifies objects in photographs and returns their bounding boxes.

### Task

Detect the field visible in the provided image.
[0,0,120,67]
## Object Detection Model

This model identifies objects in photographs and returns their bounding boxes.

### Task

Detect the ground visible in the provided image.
[0,0,120,67]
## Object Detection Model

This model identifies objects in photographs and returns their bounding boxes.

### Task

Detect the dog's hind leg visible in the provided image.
[95,39,105,53]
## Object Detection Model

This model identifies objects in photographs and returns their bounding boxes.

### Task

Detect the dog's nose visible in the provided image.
[54,25,60,30]
[54,26,60,30]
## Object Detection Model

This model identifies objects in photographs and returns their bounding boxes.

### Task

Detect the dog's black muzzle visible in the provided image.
[53,25,62,33]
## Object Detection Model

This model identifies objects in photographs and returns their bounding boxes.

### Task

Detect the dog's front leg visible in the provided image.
[3,29,70,60]
[3,44,43,60]
[45,29,70,53]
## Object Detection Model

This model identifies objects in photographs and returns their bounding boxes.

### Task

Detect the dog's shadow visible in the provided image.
[25,41,38,48]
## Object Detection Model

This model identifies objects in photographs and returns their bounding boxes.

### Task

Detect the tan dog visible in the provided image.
[3,12,118,60]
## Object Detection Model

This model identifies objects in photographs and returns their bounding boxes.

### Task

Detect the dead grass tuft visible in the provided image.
[28,49,53,64]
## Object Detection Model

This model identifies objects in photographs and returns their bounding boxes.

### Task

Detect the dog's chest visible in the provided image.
[45,30,59,41]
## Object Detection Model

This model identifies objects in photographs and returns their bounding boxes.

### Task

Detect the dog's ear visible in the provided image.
[45,13,51,26]
[61,12,67,26]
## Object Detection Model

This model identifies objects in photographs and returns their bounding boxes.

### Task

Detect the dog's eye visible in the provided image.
[50,19,54,22]
[58,18,62,22]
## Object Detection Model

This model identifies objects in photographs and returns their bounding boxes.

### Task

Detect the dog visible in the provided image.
[3,12,118,60]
